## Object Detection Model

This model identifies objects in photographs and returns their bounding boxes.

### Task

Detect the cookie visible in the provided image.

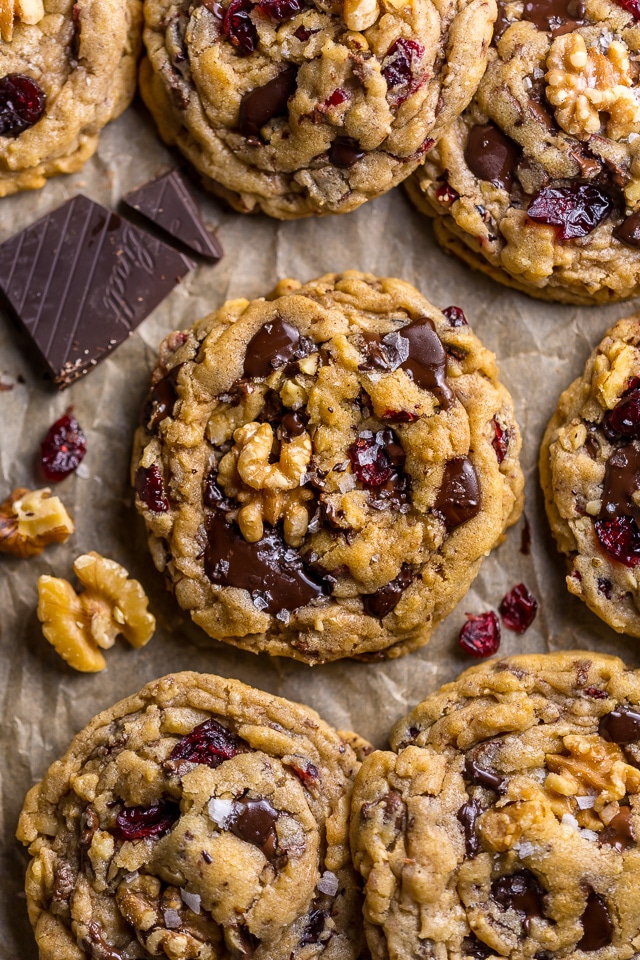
[17,671,365,960]
[540,315,640,636]
[0,0,141,198]
[131,271,524,663]
[351,651,640,960]
[139,0,496,219]
[406,0,640,304]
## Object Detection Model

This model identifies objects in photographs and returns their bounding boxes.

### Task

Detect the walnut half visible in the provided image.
[0,488,74,558]
[0,0,45,42]
[37,552,156,673]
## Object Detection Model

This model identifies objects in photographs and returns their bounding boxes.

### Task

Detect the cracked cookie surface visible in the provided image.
[0,0,141,197]
[139,0,496,218]
[407,0,640,304]
[541,315,640,636]
[351,651,640,960]
[17,671,365,960]
[131,271,523,664]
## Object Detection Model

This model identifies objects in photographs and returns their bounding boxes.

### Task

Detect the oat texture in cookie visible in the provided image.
[139,0,496,219]
[351,651,640,960]
[407,0,640,304]
[131,271,524,663]
[540,315,640,636]
[17,671,365,960]
[0,0,141,197]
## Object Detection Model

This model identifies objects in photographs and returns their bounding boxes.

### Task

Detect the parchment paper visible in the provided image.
[2,97,640,959]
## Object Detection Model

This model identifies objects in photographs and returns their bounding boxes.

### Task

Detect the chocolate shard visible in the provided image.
[122,170,223,261]
[0,195,195,389]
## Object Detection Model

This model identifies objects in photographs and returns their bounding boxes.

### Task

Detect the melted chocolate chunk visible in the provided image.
[299,909,328,947]
[491,870,545,933]
[493,0,513,39]
[578,890,613,951]
[599,706,640,744]
[281,411,307,438]
[399,318,454,409]
[243,316,310,378]
[204,512,328,614]
[228,798,279,860]
[600,806,635,852]
[599,443,640,520]
[141,364,184,430]
[84,920,125,960]
[464,124,520,191]
[457,798,482,857]
[523,0,585,35]
[239,67,297,139]
[614,210,640,248]
[464,757,506,793]
[329,136,365,167]
[461,935,492,959]
[363,566,414,618]
[435,457,481,529]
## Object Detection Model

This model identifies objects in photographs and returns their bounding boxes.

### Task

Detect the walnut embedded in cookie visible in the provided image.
[0,0,142,197]
[407,0,640,304]
[540,315,640,635]
[131,271,524,663]
[139,0,497,218]
[17,671,366,960]
[350,652,640,960]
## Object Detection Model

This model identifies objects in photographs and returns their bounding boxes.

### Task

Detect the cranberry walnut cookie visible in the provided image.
[540,315,640,636]
[139,0,496,219]
[17,671,366,960]
[131,272,524,663]
[351,651,640,960]
[0,0,142,197]
[407,0,640,304]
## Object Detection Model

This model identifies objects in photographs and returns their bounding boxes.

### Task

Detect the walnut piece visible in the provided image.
[218,421,314,546]
[37,552,156,672]
[0,488,74,558]
[343,0,380,32]
[546,734,640,806]
[546,34,640,141]
[0,0,45,42]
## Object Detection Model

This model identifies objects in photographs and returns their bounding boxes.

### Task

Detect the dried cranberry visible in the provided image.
[40,412,86,481]
[348,430,403,488]
[492,418,509,463]
[499,583,538,633]
[114,798,180,841]
[170,717,246,767]
[597,576,613,599]
[286,757,320,786]
[258,0,303,19]
[595,516,640,566]
[0,74,46,136]
[382,38,424,93]
[135,465,169,513]
[442,305,468,326]
[435,182,458,205]
[223,0,258,54]
[603,387,640,440]
[323,88,349,109]
[614,0,640,17]
[381,409,420,422]
[527,184,613,240]
[294,23,311,39]
[585,686,608,699]
[459,611,501,658]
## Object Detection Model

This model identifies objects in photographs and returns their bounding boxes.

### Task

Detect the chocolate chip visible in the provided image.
[328,136,365,167]
[614,210,640,248]
[600,807,635,853]
[363,566,414,618]
[239,67,297,139]
[243,317,309,378]
[435,457,481,529]
[299,909,328,946]
[227,798,279,860]
[464,757,506,792]
[599,706,640,744]
[400,318,454,410]
[523,0,584,35]
[281,411,307,439]
[578,890,613,951]
[599,443,640,520]
[461,934,492,959]
[457,798,482,857]
[464,124,520,191]
[491,870,546,933]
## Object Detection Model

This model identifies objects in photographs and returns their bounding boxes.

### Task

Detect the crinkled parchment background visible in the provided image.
[2,99,640,958]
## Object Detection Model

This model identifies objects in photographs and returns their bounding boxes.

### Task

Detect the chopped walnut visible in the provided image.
[546,34,640,141]
[37,552,156,673]
[0,0,44,42]
[0,488,74,558]
[218,422,314,546]
[343,0,379,31]
[546,734,640,806]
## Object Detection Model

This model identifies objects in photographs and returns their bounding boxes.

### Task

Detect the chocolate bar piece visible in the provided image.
[123,170,223,261]
[0,195,195,388]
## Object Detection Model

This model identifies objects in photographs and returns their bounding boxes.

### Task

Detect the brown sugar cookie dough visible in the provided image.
[0,0,141,197]
[540,315,640,636]
[139,0,496,219]
[17,671,366,960]
[407,0,640,304]
[351,651,640,960]
[131,271,524,664]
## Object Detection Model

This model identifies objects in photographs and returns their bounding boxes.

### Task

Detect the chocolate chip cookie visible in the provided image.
[0,0,142,197]
[131,271,524,663]
[407,0,640,304]
[17,671,365,960]
[139,0,496,219]
[540,315,640,636]
[351,651,640,960]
